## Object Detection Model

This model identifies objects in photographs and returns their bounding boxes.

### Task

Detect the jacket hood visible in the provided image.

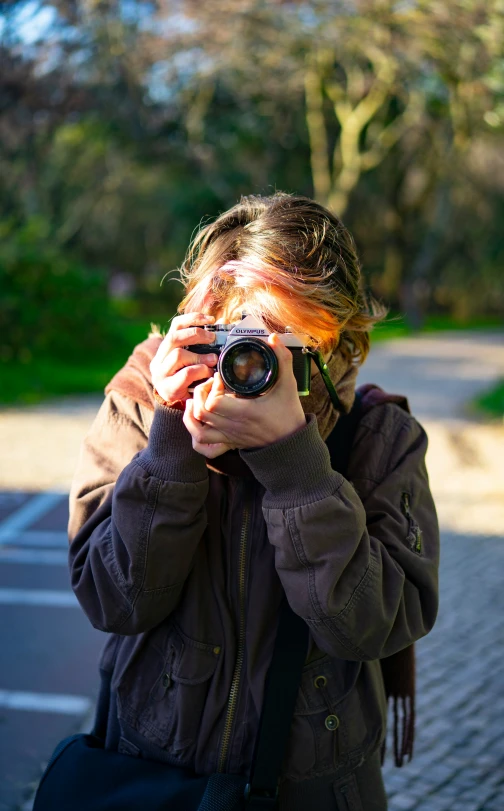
[105,336,162,411]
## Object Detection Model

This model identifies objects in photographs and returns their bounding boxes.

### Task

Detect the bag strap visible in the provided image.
[325,390,363,479]
[245,599,308,807]
[245,392,364,808]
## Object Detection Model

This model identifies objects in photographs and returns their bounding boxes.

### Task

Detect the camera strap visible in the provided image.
[307,350,344,412]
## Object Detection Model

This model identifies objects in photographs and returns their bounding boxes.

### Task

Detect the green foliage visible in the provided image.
[0,317,158,405]
[0,218,130,364]
[1,0,503,405]
[471,380,504,420]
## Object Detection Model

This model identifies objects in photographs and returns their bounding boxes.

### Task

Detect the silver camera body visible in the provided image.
[186,314,311,397]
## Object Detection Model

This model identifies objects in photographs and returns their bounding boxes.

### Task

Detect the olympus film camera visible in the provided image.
[186,314,312,398]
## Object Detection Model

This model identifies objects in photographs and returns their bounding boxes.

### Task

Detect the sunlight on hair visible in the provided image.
[176,193,387,364]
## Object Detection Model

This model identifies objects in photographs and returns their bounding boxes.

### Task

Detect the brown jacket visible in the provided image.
[68,339,439,790]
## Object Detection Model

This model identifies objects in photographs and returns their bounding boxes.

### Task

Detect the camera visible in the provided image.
[185,314,312,397]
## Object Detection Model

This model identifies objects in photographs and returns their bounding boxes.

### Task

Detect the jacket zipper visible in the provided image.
[217,498,251,772]
[401,492,422,554]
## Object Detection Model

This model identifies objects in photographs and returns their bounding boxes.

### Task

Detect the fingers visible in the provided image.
[171,312,215,330]
[267,333,294,388]
[185,383,235,458]
[149,311,218,405]
[170,326,217,351]
[196,372,242,422]
[155,363,213,403]
[204,372,230,414]
[193,440,232,460]
[159,347,218,376]
[211,371,227,396]
[156,313,216,364]
[268,332,292,361]
[190,379,232,433]
[183,399,230,445]
[157,326,215,365]
[171,364,214,391]
[191,377,214,422]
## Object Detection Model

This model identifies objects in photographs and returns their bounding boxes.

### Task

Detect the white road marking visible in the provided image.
[0,548,68,565]
[0,588,78,607]
[6,530,69,548]
[0,492,65,543]
[0,690,92,715]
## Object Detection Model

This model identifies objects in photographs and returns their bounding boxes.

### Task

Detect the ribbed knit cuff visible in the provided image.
[136,404,208,483]
[239,414,343,507]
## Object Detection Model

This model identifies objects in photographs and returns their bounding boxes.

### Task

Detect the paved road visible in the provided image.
[0,330,503,810]
[382,530,504,811]
[358,330,504,423]
[0,493,105,811]
[360,331,504,539]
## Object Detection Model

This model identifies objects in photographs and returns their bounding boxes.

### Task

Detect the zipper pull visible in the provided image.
[401,492,411,518]
[161,672,172,695]
[413,526,423,554]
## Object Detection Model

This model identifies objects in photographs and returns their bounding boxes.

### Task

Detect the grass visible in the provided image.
[1,312,502,407]
[371,313,504,342]
[470,379,504,420]
[0,317,160,407]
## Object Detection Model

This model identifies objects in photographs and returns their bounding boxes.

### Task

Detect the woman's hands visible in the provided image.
[183,333,306,458]
[149,313,307,458]
[150,312,218,407]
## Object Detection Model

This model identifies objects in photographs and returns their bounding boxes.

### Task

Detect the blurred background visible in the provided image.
[1,0,504,405]
[0,2,503,810]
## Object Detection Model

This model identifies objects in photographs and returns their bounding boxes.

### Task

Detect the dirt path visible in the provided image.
[1,331,503,533]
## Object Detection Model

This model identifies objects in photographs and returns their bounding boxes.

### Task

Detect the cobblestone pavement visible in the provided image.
[363,332,504,810]
[381,531,504,811]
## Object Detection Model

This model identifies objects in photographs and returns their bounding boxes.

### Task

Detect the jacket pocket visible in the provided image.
[116,622,221,758]
[283,657,377,781]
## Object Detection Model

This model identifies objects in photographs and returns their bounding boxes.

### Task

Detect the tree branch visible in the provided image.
[304,57,331,204]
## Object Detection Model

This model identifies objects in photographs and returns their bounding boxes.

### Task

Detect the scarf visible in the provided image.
[301,350,358,440]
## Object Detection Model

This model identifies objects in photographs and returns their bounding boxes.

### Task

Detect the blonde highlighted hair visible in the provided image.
[173,193,385,365]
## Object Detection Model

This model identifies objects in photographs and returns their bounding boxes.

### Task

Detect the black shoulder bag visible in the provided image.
[33,595,307,811]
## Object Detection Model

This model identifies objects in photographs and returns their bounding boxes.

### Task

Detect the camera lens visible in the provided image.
[219,339,278,396]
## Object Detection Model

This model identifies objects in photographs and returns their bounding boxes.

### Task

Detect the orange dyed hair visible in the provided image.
[175,193,385,364]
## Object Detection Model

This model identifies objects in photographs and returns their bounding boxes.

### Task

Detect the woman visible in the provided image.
[69,193,439,810]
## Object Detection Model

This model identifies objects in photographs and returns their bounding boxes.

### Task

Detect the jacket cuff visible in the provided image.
[239,414,342,507]
[136,404,208,483]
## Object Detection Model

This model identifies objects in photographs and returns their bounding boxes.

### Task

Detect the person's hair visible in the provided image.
[174,192,386,365]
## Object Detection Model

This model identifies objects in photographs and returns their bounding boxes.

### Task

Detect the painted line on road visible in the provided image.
[5,530,69,548]
[0,588,78,607]
[0,689,92,715]
[0,492,65,543]
[0,548,68,565]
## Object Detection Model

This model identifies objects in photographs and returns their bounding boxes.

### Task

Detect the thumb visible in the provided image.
[206,370,226,409]
[196,375,214,397]
[268,333,293,374]
[211,371,227,395]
